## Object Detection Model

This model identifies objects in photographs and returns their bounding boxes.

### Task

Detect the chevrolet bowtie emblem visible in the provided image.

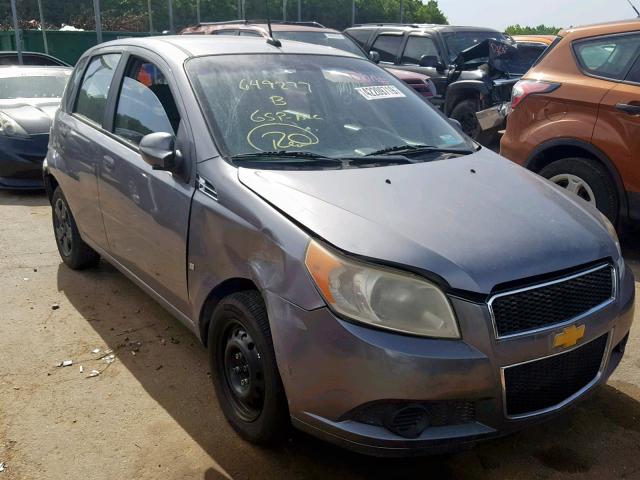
[553,324,586,349]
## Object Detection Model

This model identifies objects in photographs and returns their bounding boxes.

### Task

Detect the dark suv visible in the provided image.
[345,24,545,141]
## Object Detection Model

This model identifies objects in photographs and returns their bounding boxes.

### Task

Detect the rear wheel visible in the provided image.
[450,98,481,139]
[51,187,100,270]
[539,157,618,223]
[208,291,289,444]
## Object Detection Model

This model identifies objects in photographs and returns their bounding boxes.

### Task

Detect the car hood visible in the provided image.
[385,67,429,81]
[238,149,618,294]
[0,98,61,134]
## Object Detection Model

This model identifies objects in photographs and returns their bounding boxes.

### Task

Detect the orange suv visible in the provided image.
[501,20,640,227]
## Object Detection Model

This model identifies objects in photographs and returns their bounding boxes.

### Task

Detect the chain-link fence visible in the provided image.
[1,0,447,63]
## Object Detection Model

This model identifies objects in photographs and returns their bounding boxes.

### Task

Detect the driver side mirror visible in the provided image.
[139,132,177,171]
[369,51,381,63]
[419,55,446,73]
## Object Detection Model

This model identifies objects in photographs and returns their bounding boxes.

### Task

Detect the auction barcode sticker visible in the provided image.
[355,85,406,100]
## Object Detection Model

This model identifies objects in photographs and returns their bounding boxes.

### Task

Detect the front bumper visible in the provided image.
[266,265,635,456]
[0,134,48,189]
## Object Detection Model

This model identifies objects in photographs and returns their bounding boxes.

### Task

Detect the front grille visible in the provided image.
[503,333,607,417]
[490,264,614,337]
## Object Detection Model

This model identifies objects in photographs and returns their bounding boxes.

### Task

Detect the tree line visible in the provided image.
[1,0,448,32]
[505,24,562,35]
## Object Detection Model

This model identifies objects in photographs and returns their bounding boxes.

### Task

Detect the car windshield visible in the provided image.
[0,70,70,99]
[186,54,473,165]
[272,31,367,58]
[443,31,509,62]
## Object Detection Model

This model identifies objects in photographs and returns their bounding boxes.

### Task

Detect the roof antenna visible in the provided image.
[265,0,282,47]
[626,0,640,17]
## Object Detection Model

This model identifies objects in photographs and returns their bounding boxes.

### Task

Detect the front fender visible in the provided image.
[444,80,489,115]
[187,158,325,330]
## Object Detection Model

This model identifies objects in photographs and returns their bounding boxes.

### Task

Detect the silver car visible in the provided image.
[44,35,635,456]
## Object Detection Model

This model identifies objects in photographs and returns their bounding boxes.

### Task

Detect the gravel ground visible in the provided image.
[0,189,638,480]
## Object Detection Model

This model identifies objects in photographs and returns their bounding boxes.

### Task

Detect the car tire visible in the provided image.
[450,98,481,139]
[51,187,100,270]
[208,290,289,444]
[539,157,618,223]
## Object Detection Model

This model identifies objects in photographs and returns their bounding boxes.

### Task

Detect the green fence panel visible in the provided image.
[2,30,152,65]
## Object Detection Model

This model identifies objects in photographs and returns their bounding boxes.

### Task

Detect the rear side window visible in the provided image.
[74,54,121,125]
[574,34,640,80]
[371,34,402,63]
[113,58,180,145]
[402,36,439,64]
[346,29,372,48]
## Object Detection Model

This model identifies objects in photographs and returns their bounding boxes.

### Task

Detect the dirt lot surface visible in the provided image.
[0,190,638,480]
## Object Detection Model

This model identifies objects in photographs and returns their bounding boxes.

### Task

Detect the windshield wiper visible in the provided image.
[230,151,344,168]
[365,144,474,157]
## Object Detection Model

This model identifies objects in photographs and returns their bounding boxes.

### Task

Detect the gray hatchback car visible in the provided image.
[44,35,634,456]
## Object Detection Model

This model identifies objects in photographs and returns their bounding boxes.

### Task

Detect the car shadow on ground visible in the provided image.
[56,261,640,480]
[0,190,48,207]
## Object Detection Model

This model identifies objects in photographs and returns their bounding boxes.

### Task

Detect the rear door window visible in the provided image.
[74,53,121,126]
[113,58,180,145]
[401,36,439,64]
[624,54,640,83]
[574,34,640,80]
[346,29,372,48]
[371,34,403,63]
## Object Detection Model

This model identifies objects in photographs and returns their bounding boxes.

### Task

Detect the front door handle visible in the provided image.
[615,103,640,115]
[103,155,116,171]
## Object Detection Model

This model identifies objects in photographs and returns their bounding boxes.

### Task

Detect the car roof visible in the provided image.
[91,35,362,59]
[0,50,54,55]
[182,21,340,35]
[559,19,640,38]
[0,65,72,77]
[347,24,502,34]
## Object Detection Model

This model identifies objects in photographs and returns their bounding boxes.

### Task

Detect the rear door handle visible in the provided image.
[103,155,116,171]
[615,103,640,115]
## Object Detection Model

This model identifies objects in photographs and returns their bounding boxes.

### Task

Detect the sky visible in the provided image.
[436,0,636,30]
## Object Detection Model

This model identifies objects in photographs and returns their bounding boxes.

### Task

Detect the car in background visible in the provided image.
[501,20,640,227]
[44,35,633,456]
[0,66,72,189]
[0,51,70,67]
[180,20,436,99]
[511,34,556,67]
[344,24,543,142]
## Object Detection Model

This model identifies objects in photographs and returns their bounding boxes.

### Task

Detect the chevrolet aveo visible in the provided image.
[44,36,635,456]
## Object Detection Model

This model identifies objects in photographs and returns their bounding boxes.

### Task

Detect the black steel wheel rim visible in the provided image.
[459,111,479,137]
[220,320,265,422]
[54,198,73,257]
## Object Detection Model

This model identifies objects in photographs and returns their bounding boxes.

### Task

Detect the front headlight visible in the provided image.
[0,112,29,138]
[304,240,460,338]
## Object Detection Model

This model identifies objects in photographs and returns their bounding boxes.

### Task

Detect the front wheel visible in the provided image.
[51,187,100,270]
[450,98,481,139]
[539,157,619,224]
[208,291,289,444]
